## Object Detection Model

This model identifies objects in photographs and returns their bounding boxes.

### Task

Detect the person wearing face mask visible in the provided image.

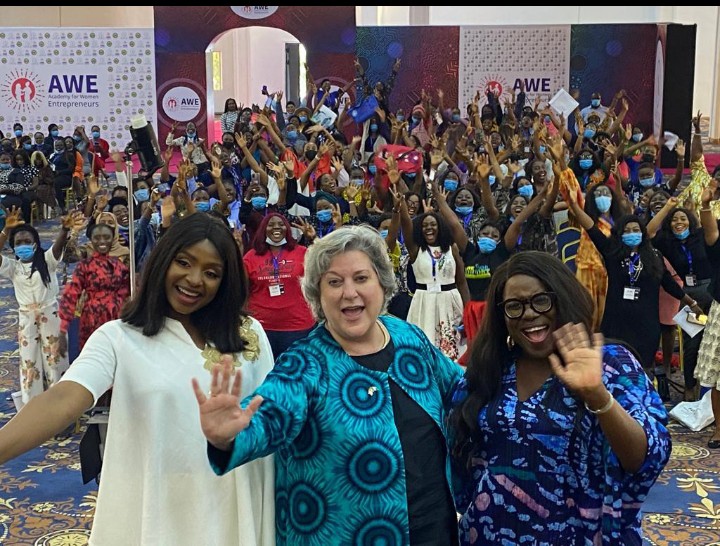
[579,91,609,126]
[0,208,82,405]
[446,183,487,242]
[166,121,211,175]
[648,202,716,401]
[8,150,39,222]
[10,123,24,150]
[568,195,701,375]
[0,151,30,221]
[30,151,60,215]
[49,139,76,214]
[571,148,608,191]
[43,123,62,152]
[58,222,131,357]
[504,174,561,257]
[360,115,388,164]
[243,212,315,358]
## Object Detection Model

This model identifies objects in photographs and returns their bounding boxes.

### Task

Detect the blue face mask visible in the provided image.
[370,124,378,132]
[579,158,593,170]
[50,130,59,138]
[134,188,149,202]
[299,115,308,124]
[444,179,458,192]
[674,228,690,240]
[286,130,298,140]
[396,115,405,122]
[405,172,416,179]
[595,195,612,213]
[316,209,333,223]
[73,134,82,142]
[251,196,267,210]
[538,145,546,154]
[517,185,534,199]
[23,143,32,151]
[368,165,377,175]
[621,232,642,247]
[14,130,22,137]
[452,114,461,123]
[488,174,496,186]
[583,128,596,139]
[455,206,473,216]
[92,131,101,139]
[544,115,551,123]
[591,99,601,107]
[186,131,196,139]
[194,201,211,212]
[0,163,11,170]
[632,133,643,142]
[15,244,36,261]
[412,116,421,124]
[639,176,655,188]
[477,237,497,254]
[379,229,389,239]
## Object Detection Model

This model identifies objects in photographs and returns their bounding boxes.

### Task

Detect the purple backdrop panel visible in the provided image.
[356,26,459,114]
[570,24,657,132]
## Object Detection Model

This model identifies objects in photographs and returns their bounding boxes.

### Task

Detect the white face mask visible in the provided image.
[266,237,287,247]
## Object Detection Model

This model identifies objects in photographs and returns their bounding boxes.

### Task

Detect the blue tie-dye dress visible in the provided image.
[451,344,671,545]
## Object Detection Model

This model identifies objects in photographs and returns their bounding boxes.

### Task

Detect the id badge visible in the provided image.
[685,274,697,287]
[269,284,284,297]
[623,286,640,301]
[427,282,441,293]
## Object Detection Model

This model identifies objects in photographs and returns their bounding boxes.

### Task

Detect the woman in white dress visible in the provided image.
[401,205,469,360]
[0,213,275,546]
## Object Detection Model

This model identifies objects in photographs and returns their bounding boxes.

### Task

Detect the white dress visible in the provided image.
[406,246,463,360]
[60,317,275,546]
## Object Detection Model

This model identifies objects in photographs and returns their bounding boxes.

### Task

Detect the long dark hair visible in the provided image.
[412,211,452,252]
[659,207,699,237]
[121,214,249,353]
[8,225,51,286]
[251,212,298,255]
[450,251,594,465]
[609,214,663,280]
[584,183,623,223]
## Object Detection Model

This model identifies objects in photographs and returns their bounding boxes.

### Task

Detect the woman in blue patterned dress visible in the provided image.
[449,251,671,545]
[195,224,464,546]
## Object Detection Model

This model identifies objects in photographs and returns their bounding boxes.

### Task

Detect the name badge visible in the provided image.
[623,286,640,301]
[685,274,697,287]
[427,282,441,293]
[269,284,284,297]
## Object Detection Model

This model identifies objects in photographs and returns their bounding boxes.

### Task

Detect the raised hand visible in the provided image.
[4,207,25,230]
[235,132,248,149]
[62,210,86,233]
[345,182,360,201]
[701,179,718,206]
[292,218,317,242]
[386,155,401,186]
[693,111,702,132]
[331,203,343,226]
[192,360,264,451]
[210,157,222,180]
[548,322,604,397]
[676,139,686,158]
[161,195,176,220]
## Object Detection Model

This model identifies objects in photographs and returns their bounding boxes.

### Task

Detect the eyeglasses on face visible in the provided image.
[498,291,556,319]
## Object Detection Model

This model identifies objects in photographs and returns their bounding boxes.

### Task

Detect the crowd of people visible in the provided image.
[0,57,718,544]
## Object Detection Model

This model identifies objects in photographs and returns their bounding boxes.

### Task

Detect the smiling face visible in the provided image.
[406,195,420,217]
[90,224,114,255]
[112,204,129,227]
[164,239,224,321]
[649,192,668,214]
[503,274,557,360]
[320,250,384,352]
[670,210,690,234]
[510,196,527,217]
[421,215,439,245]
[265,215,287,244]
[455,189,474,208]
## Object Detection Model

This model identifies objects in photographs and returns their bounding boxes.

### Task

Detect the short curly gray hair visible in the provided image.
[301,225,396,321]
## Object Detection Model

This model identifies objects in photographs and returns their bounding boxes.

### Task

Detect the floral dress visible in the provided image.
[59,252,130,350]
[406,246,463,360]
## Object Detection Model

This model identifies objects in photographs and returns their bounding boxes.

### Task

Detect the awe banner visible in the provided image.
[459,26,571,111]
[0,28,156,149]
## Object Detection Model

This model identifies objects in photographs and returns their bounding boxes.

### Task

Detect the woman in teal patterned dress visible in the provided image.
[195,224,464,546]
[449,251,671,545]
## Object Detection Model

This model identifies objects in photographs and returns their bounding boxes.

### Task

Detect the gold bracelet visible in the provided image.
[584,393,614,415]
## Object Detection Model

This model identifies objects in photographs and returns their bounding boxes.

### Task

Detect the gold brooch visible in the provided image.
[201,317,260,372]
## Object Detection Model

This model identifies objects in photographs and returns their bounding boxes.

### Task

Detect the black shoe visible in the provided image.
[656,375,670,402]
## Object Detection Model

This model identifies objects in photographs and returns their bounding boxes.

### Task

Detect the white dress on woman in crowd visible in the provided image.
[406,245,463,360]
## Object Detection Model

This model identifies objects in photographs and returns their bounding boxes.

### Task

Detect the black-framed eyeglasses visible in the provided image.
[498,292,556,319]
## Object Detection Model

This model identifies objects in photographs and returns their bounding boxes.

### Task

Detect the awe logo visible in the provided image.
[48,74,98,93]
[1,68,45,113]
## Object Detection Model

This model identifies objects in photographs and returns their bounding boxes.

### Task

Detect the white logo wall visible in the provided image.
[0,28,156,149]
[459,26,570,111]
